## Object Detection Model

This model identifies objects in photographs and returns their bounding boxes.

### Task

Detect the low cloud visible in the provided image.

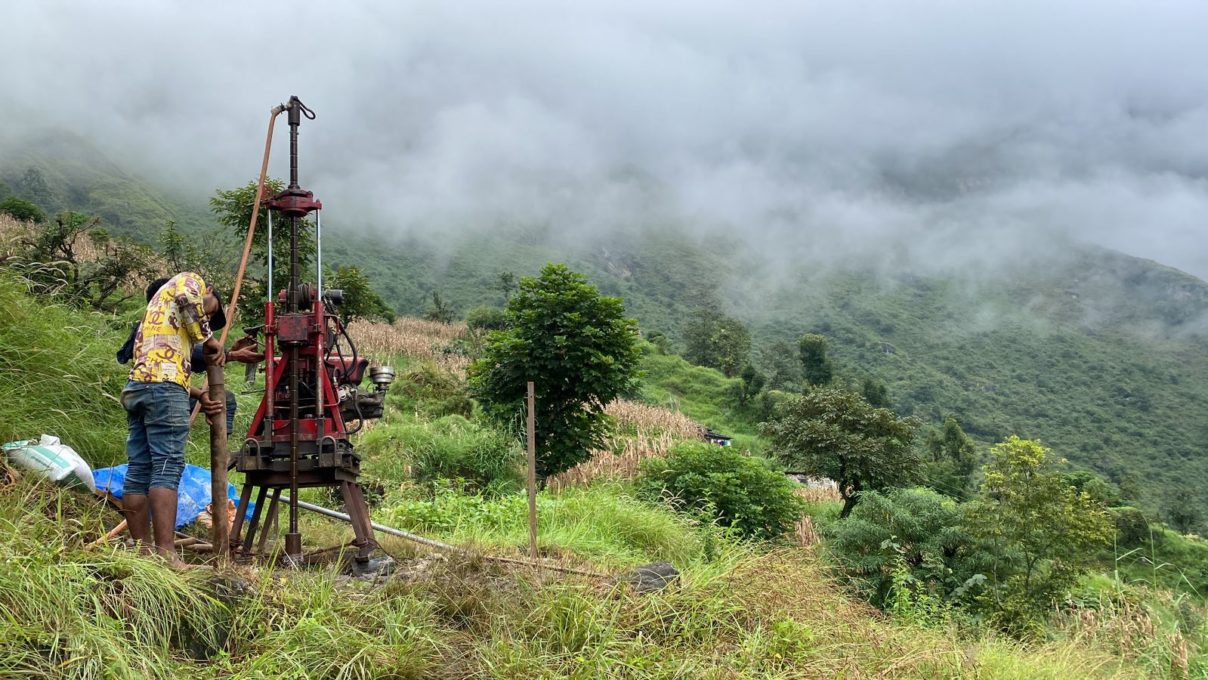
[2,0,1207,278]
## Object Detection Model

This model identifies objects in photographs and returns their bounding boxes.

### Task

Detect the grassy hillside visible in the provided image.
[7,140,1208,526]
[0,279,1193,678]
[0,130,211,239]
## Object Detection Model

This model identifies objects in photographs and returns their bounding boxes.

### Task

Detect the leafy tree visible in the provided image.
[17,167,53,210]
[424,291,455,324]
[461,305,507,358]
[762,387,920,518]
[760,339,804,391]
[1163,483,1204,534]
[1061,470,1122,507]
[860,378,890,408]
[464,305,507,331]
[644,330,671,354]
[683,308,751,377]
[639,442,805,540]
[922,416,978,500]
[495,271,517,303]
[0,197,46,223]
[828,488,978,609]
[328,265,394,322]
[964,436,1112,631]
[798,333,834,386]
[469,263,641,483]
[157,220,200,273]
[210,178,315,320]
[735,363,766,407]
[14,213,154,310]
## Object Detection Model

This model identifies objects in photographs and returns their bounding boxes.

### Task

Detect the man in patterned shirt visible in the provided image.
[121,272,226,565]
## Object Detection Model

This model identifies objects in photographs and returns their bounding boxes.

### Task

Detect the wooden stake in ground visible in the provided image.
[526,381,538,560]
[206,364,229,559]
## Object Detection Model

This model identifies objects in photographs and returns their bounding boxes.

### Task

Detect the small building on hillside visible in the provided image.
[701,428,732,447]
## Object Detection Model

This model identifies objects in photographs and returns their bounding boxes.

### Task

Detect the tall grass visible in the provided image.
[377,483,705,569]
[548,399,703,490]
[347,317,469,376]
[0,274,130,465]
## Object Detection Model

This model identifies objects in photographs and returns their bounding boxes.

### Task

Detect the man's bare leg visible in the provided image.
[122,493,153,555]
[149,487,183,566]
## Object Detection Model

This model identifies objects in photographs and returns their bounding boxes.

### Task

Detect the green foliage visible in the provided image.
[0,275,128,464]
[209,178,312,320]
[469,263,641,482]
[644,330,672,354]
[463,305,507,331]
[495,270,517,303]
[682,308,752,378]
[860,377,890,408]
[734,363,766,407]
[762,387,921,517]
[0,196,45,223]
[922,415,979,501]
[1164,483,1204,535]
[827,488,978,611]
[424,290,455,323]
[638,442,805,540]
[758,339,804,391]
[387,360,474,418]
[362,414,523,497]
[328,264,395,322]
[16,167,53,209]
[964,436,1113,632]
[639,349,763,450]
[10,212,156,311]
[1063,469,1123,507]
[377,483,704,566]
[798,333,834,386]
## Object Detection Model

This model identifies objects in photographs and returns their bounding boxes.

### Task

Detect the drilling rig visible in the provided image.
[229,96,394,566]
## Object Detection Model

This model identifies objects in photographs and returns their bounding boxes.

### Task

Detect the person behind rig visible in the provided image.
[120,272,226,565]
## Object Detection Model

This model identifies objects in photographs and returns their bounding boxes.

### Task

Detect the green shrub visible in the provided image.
[464,305,507,331]
[362,415,523,497]
[0,197,45,223]
[638,442,804,540]
[388,360,473,418]
[826,487,979,610]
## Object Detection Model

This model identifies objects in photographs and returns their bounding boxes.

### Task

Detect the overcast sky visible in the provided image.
[2,0,1206,277]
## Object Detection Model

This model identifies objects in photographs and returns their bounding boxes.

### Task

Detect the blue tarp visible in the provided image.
[93,463,254,529]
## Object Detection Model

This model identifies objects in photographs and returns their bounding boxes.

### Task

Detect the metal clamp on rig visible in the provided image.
[230,96,394,566]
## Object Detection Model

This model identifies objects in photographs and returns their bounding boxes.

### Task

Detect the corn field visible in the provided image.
[548,399,703,490]
[347,317,470,375]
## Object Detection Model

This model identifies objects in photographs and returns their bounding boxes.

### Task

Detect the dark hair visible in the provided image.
[145,277,171,302]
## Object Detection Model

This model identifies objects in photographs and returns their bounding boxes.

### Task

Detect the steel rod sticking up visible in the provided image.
[284,98,304,561]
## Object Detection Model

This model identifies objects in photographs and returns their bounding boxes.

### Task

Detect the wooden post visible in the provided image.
[206,364,230,560]
[526,381,538,560]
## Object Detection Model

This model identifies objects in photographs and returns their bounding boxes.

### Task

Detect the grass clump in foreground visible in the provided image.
[0,475,1157,679]
[0,274,129,465]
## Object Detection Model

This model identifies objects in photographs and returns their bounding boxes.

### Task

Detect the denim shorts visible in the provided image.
[121,380,190,494]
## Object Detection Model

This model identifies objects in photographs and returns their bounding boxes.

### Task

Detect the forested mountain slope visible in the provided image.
[5,138,1206,523]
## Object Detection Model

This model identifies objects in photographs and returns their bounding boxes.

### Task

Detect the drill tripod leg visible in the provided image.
[340,481,377,562]
[230,483,254,551]
[239,486,270,555]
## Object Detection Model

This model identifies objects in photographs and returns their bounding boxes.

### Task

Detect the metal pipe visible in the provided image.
[276,495,607,577]
[284,97,302,561]
[316,209,322,300]
[267,210,273,301]
[207,364,230,559]
[280,495,457,552]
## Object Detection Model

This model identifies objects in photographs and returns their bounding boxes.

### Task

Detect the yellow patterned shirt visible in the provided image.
[128,272,213,389]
